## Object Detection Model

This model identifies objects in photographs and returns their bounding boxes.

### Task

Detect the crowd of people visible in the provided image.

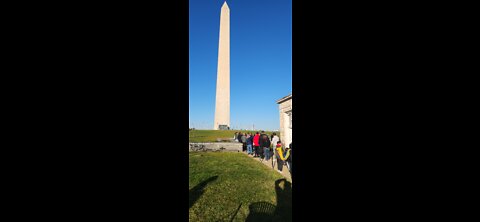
[233,131,292,176]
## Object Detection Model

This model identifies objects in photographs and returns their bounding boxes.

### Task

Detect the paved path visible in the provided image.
[242,151,292,182]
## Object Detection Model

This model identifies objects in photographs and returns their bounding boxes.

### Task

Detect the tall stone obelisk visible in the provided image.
[214,1,230,130]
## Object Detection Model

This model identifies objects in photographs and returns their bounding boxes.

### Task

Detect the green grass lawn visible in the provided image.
[189,152,291,222]
[189,130,280,143]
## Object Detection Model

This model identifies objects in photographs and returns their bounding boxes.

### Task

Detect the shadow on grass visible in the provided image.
[189,176,218,209]
[246,179,292,222]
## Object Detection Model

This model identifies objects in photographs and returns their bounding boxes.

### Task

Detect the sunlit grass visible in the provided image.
[189,152,291,222]
[189,130,279,143]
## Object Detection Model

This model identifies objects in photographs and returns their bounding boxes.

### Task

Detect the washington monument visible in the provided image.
[214,1,230,130]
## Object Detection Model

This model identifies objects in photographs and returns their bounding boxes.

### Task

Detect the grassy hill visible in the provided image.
[189,152,291,221]
[189,130,280,143]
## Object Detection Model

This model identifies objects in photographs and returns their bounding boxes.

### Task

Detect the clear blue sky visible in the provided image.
[189,0,292,131]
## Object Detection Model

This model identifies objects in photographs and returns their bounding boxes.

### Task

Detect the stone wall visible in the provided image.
[189,142,242,152]
[278,95,292,148]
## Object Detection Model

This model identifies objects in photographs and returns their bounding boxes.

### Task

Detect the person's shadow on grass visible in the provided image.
[189,176,218,209]
[246,179,292,222]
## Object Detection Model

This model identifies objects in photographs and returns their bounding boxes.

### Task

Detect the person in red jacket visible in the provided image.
[253,132,260,157]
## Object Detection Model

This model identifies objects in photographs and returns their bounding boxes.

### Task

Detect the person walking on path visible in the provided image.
[246,133,253,155]
[253,132,260,157]
[274,141,284,174]
[270,133,280,167]
[286,142,292,176]
[234,132,238,142]
[241,133,247,152]
[270,133,279,150]
[259,131,271,161]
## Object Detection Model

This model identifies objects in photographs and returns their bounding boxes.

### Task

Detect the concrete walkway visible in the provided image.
[242,151,292,182]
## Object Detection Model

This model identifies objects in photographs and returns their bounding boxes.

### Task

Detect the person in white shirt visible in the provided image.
[270,133,280,167]
[271,133,279,149]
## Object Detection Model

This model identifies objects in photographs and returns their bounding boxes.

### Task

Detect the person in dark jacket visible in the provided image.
[246,133,253,155]
[259,131,271,161]
[241,133,247,152]
[286,142,292,176]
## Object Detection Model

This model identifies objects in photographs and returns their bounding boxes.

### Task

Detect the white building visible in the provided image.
[277,94,292,148]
